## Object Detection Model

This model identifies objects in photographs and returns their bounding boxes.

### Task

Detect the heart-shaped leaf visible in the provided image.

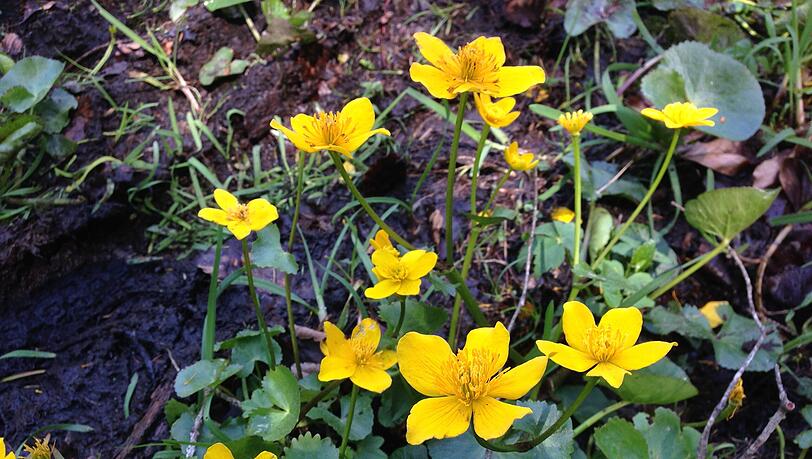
[174,358,240,398]
[242,366,301,441]
[252,225,298,274]
[684,187,778,241]
[0,56,64,112]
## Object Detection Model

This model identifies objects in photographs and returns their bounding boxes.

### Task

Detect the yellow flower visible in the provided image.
[318,318,397,392]
[536,301,676,388]
[409,32,546,99]
[557,110,593,135]
[22,437,51,459]
[370,230,399,258]
[397,322,548,444]
[204,442,276,459]
[365,249,438,299]
[726,378,745,419]
[640,102,718,129]
[700,301,726,328]
[474,93,520,128]
[0,438,15,459]
[198,189,279,240]
[551,207,575,223]
[270,97,390,157]
[503,141,538,171]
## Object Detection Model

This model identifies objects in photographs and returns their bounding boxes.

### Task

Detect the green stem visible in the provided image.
[484,170,511,213]
[592,130,681,268]
[649,239,729,299]
[445,92,469,263]
[285,152,306,377]
[242,239,277,369]
[201,228,223,360]
[299,380,341,421]
[470,124,491,212]
[572,134,583,267]
[392,296,407,338]
[572,401,630,437]
[339,384,360,459]
[329,151,415,251]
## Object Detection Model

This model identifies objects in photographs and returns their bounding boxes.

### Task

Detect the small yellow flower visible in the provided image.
[503,141,538,171]
[409,32,545,99]
[552,207,575,223]
[204,442,276,459]
[727,378,745,419]
[365,249,438,299]
[22,437,51,459]
[319,318,397,393]
[397,322,548,444]
[640,101,718,129]
[474,93,520,128]
[0,438,15,459]
[700,301,727,328]
[557,110,593,135]
[270,97,390,157]
[536,301,676,388]
[369,230,399,258]
[198,189,278,240]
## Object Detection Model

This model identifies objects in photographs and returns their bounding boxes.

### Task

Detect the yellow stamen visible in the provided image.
[441,348,501,405]
[584,325,627,362]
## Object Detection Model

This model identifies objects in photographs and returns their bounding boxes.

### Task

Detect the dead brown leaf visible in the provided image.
[1,33,23,55]
[682,138,750,175]
[430,208,443,248]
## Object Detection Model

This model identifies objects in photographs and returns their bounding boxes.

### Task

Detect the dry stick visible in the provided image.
[755,225,794,316]
[697,250,767,457]
[742,365,796,458]
[184,391,209,458]
[507,168,539,332]
[616,54,664,97]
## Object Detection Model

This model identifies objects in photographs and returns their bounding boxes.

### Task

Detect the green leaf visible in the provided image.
[353,435,387,459]
[652,0,703,9]
[0,56,64,112]
[174,358,240,397]
[390,445,429,459]
[224,436,280,459]
[198,47,249,86]
[667,8,748,52]
[252,225,298,274]
[0,53,13,74]
[557,385,613,423]
[308,392,374,441]
[632,408,700,459]
[39,134,77,159]
[588,207,613,262]
[0,349,56,359]
[203,0,251,11]
[795,406,812,448]
[630,241,656,272]
[611,358,698,404]
[242,367,301,441]
[0,116,43,161]
[612,223,679,275]
[378,373,422,428]
[647,304,714,339]
[564,155,647,202]
[284,432,339,459]
[712,303,783,372]
[684,187,778,241]
[594,418,649,459]
[34,88,77,133]
[466,206,517,226]
[217,328,283,377]
[170,0,199,22]
[564,0,637,38]
[504,400,575,458]
[379,299,448,337]
[641,41,764,140]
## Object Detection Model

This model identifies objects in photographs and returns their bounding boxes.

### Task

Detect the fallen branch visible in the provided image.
[742,365,795,458]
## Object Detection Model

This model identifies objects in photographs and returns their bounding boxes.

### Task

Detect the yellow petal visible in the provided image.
[640,108,665,122]
[214,189,239,211]
[494,66,546,97]
[323,321,355,360]
[472,396,532,440]
[352,318,382,351]
[254,453,277,459]
[610,341,676,371]
[371,349,397,370]
[340,97,376,134]
[487,356,548,400]
[204,443,235,459]
[397,331,455,397]
[247,199,279,231]
[696,107,719,119]
[406,396,472,445]
[462,322,509,379]
[562,301,595,351]
[536,341,597,372]
[410,63,457,99]
[365,279,401,299]
[700,301,726,328]
[198,208,230,226]
[351,365,392,393]
[598,307,642,350]
[586,362,630,388]
[342,128,391,154]
[227,221,251,240]
[469,36,506,67]
[402,250,438,279]
[371,249,400,276]
[551,207,575,223]
[396,278,421,296]
[319,355,357,382]
[270,119,314,152]
[413,32,456,69]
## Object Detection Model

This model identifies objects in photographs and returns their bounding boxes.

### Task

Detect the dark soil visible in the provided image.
[0,0,808,457]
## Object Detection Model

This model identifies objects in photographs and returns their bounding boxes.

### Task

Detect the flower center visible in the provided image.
[389,262,410,281]
[308,112,351,147]
[456,43,499,83]
[584,325,626,362]
[227,203,249,222]
[443,348,501,405]
[351,323,378,365]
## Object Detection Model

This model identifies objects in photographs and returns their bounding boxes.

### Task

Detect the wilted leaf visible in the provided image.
[684,187,778,241]
[682,138,750,175]
[199,47,249,86]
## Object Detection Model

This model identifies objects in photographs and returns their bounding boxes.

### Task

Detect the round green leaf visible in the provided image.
[242,367,301,442]
[684,187,778,241]
[0,56,64,112]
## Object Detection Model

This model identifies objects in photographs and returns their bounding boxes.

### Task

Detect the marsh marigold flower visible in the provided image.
[641,102,718,129]
[198,189,278,240]
[397,322,548,444]
[503,141,538,171]
[0,438,15,459]
[365,249,437,299]
[204,442,275,459]
[270,97,390,157]
[22,437,52,459]
[552,207,575,223]
[700,301,726,328]
[319,318,397,393]
[558,110,593,135]
[409,32,545,99]
[370,230,399,258]
[536,301,676,388]
[474,93,520,128]
[727,378,745,419]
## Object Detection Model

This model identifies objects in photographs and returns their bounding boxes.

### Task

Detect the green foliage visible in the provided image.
[796,405,812,449]
[253,225,299,274]
[216,327,284,377]
[611,358,698,404]
[0,56,64,112]
[242,367,301,441]
[641,41,765,140]
[588,207,613,262]
[667,8,748,51]
[595,409,699,459]
[308,392,374,441]
[684,187,779,241]
[379,299,448,337]
[564,0,636,38]
[284,432,339,459]
[199,47,249,86]
[564,155,647,202]
[174,358,241,397]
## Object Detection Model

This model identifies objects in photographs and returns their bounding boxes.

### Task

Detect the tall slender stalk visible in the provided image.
[470,124,491,212]
[592,130,681,267]
[572,134,583,266]
[285,152,306,377]
[241,239,277,369]
[391,296,407,338]
[339,384,360,459]
[201,228,223,360]
[649,239,729,299]
[445,92,469,263]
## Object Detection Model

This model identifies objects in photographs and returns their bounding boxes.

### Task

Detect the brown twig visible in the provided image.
[697,249,766,457]
[755,225,794,317]
[616,55,664,97]
[742,365,795,458]
[508,169,539,332]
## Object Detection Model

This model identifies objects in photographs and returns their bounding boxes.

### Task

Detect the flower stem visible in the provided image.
[285,151,306,377]
[201,227,223,360]
[392,296,407,338]
[470,124,490,212]
[339,383,360,459]
[572,400,630,437]
[329,151,415,251]
[241,239,277,369]
[484,170,511,216]
[445,92,469,263]
[591,129,681,268]
[649,239,729,299]
[572,134,583,266]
